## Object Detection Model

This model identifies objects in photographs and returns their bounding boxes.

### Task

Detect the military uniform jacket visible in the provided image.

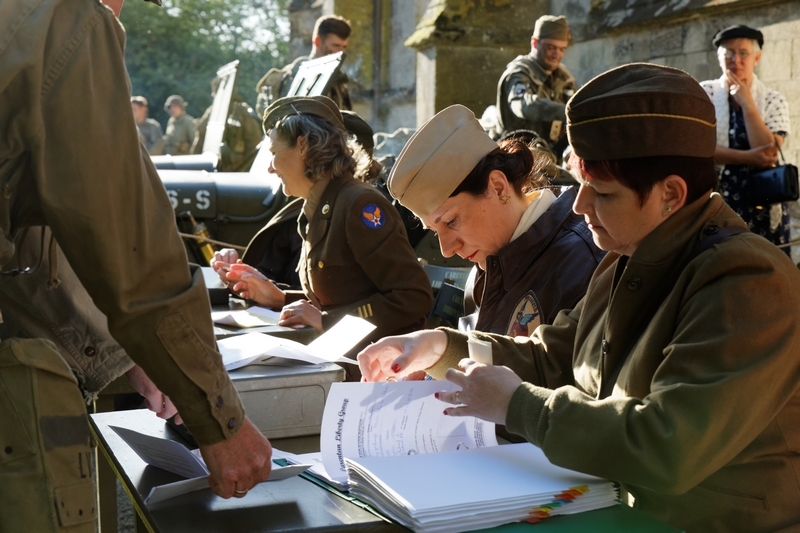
[433,194,800,532]
[496,54,576,142]
[465,188,603,336]
[242,195,303,289]
[137,117,163,153]
[0,0,244,444]
[287,176,432,341]
[164,113,196,155]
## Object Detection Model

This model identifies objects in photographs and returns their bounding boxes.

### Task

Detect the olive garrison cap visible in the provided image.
[534,15,570,42]
[712,24,764,48]
[566,63,716,160]
[388,105,498,218]
[262,95,345,133]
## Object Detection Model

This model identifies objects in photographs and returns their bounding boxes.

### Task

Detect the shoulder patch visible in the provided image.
[360,203,385,229]
[506,291,542,337]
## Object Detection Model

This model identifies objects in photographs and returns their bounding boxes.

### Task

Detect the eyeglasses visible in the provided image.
[719,49,752,61]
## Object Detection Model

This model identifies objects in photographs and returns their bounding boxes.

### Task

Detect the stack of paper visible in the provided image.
[345,443,618,533]
[217,315,376,370]
[211,306,281,328]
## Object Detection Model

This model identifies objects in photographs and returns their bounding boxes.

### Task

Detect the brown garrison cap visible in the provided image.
[566,63,717,160]
[388,105,498,218]
[262,95,345,133]
[534,15,570,41]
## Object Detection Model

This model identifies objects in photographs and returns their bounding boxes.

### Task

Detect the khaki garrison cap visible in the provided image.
[262,95,345,133]
[388,105,499,218]
[534,15,570,41]
[566,63,717,160]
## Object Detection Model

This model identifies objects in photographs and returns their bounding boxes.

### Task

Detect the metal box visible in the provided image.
[229,361,344,439]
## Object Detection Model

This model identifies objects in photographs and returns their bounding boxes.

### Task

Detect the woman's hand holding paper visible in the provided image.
[226,263,286,309]
[441,359,522,425]
[357,330,448,382]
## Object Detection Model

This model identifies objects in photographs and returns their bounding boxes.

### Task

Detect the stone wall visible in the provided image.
[553,0,800,260]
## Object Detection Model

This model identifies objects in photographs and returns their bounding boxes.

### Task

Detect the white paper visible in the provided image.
[111,426,208,479]
[211,307,281,328]
[320,381,497,484]
[144,464,312,504]
[217,315,376,369]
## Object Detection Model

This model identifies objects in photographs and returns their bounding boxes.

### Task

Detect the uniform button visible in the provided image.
[84,346,97,357]
[318,261,324,269]
[601,339,610,355]
[321,204,330,215]
[625,276,642,291]
[227,418,237,430]
[216,396,224,408]
[703,224,720,235]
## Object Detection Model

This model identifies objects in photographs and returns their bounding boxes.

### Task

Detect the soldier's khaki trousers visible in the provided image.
[0,338,96,533]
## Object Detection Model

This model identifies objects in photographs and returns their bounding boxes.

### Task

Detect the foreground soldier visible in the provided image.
[0,0,272,531]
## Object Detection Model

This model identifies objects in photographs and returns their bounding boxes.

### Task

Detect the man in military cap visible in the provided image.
[131,95,163,153]
[157,94,196,155]
[492,15,577,158]
[255,14,352,115]
[0,0,273,531]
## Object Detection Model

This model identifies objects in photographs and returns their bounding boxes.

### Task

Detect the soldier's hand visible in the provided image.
[357,330,448,382]
[199,418,272,499]
[125,365,181,423]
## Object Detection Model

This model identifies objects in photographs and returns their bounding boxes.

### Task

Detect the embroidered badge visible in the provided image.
[361,204,384,229]
[506,291,541,337]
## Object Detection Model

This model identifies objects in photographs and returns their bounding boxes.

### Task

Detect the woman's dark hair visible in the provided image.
[271,114,369,181]
[450,138,550,198]
[569,154,717,205]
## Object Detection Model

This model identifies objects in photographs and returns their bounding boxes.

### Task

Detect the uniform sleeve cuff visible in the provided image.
[181,378,246,445]
[425,328,469,380]
[505,383,553,447]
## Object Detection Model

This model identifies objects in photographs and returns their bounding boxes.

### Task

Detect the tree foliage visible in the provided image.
[120,0,289,127]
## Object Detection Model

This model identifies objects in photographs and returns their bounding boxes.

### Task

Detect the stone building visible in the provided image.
[291,0,800,257]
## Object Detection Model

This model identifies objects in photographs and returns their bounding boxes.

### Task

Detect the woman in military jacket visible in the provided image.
[358,65,800,532]
[223,96,432,357]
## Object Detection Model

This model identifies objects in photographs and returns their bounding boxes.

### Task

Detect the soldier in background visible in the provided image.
[154,94,196,155]
[256,14,352,115]
[492,15,576,160]
[192,77,263,171]
[130,96,163,153]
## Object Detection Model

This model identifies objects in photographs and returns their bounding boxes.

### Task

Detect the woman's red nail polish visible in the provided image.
[391,364,401,373]
[434,392,440,399]
[443,409,448,416]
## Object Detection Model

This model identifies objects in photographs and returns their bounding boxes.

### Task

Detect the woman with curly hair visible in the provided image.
[216,96,432,370]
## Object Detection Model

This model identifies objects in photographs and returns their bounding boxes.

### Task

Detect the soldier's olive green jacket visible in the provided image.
[0,0,244,444]
[287,176,432,343]
[496,54,576,143]
[163,113,196,155]
[431,193,800,532]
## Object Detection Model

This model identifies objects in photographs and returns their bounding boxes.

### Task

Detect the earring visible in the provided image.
[499,195,510,204]
[665,206,672,213]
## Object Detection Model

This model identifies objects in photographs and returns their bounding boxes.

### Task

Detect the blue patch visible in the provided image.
[361,204,384,229]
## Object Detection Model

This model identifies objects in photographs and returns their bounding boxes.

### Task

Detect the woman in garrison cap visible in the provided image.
[217,96,432,375]
[359,64,800,532]
[700,25,792,255]
[388,105,602,338]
